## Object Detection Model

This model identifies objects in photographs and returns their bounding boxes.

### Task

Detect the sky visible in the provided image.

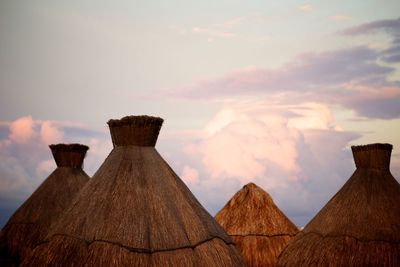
[0,0,399,227]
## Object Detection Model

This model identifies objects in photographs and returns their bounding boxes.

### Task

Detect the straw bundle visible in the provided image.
[277,143,400,267]
[0,144,90,264]
[215,183,298,267]
[23,115,245,266]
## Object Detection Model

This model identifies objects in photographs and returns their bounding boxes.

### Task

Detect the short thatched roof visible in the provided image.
[24,115,245,266]
[278,143,400,267]
[215,183,298,267]
[0,144,90,264]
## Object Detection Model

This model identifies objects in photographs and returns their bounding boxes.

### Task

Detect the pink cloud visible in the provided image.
[181,165,200,185]
[40,121,64,145]
[158,101,363,226]
[186,104,304,188]
[0,116,109,203]
[191,26,236,39]
[9,116,35,144]
[163,45,400,119]
[330,15,350,21]
[299,4,314,13]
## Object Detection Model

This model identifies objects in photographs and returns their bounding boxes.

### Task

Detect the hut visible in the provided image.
[215,183,299,267]
[23,115,245,266]
[277,143,400,267]
[0,143,90,264]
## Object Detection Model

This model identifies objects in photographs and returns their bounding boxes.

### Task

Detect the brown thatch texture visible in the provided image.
[23,115,245,267]
[215,183,298,267]
[0,144,90,264]
[277,143,400,267]
[108,115,164,147]
[49,143,89,168]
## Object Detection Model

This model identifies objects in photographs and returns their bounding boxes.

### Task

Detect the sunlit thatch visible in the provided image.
[216,183,298,267]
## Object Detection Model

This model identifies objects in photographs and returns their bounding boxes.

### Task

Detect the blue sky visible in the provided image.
[1,0,399,227]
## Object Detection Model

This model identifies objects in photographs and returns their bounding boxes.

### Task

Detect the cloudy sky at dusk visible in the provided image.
[1,0,399,227]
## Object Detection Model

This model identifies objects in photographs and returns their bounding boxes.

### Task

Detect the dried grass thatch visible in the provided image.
[0,143,90,264]
[215,183,298,267]
[23,115,245,266]
[277,143,400,267]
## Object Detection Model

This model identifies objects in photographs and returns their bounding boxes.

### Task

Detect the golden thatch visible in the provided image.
[277,143,400,267]
[215,183,298,267]
[23,115,245,266]
[0,144,90,265]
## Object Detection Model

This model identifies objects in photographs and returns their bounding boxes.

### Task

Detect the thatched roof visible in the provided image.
[23,115,245,266]
[277,143,400,267]
[215,183,298,267]
[0,144,90,264]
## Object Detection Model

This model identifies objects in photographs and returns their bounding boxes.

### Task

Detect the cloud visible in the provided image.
[214,14,270,28]
[40,121,64,145]
[199,107,300,186]
[9,116,35,144]
[160,101,362,226]
[329,15,350,21]
[164,45,400,119]
[181,165,200,185]
[341,17,400,36]
[191,26,236,39]
[299,4,314,13]
[341,17,400,63]
[0,116,111,227]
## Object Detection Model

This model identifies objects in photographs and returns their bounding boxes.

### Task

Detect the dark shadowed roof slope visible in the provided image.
[0,144,90,264]
[278,143,400,267]
[23,115,245,267]
[216,183,298,267]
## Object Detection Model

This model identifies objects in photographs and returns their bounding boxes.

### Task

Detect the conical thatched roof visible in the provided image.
[0,144,90,264]
[278,143,400,267]
[23,115,245,266]
[215,183,298,267]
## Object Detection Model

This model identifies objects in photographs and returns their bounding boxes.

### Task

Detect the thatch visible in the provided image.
[215,183,298,267]
[0,143,90,264]
[277,143,400,267]
[23,115,245,266]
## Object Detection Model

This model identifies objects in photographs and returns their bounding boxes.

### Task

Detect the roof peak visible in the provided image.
[107,115,164,147]
[351,143,392,169]
[49,143,89,168]
[215,183,298,236]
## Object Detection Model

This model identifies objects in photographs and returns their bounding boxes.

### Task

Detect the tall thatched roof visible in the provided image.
[23,115,245,266]
[0,143,90,264]
[278,143,400,267]
[215,183,298,267]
